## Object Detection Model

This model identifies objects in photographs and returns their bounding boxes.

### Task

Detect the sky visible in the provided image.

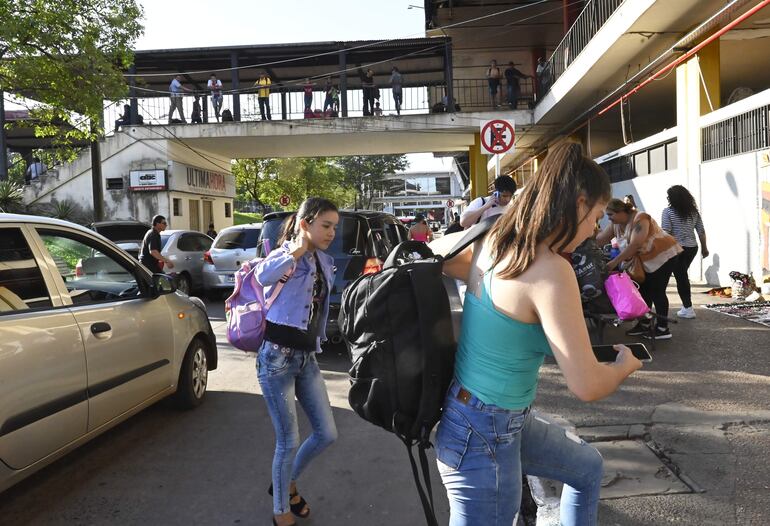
[136,0,427,50]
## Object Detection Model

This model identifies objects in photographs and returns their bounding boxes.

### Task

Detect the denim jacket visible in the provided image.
[255,242,336,352]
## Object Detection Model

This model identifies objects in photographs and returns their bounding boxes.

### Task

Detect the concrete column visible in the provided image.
[128,65,138,125]
[0,93,7,181]
[469,133,489,199]
[676,40,720,280]
[230,52,241,121]
[444,40,455,112]
[339,51,348,117]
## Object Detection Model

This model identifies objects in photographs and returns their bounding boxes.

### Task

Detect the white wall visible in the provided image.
[611,153,763,286]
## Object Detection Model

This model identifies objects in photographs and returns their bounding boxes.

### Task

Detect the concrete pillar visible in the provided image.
[339,51,348,117]
[676,40,720,280]
[230,52,241,121]
[128,65,139,125]
[469,133,489,199]
[444,40,455,112]
[0,93,7,181]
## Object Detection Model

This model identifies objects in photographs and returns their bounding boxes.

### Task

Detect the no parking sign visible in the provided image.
[480,119,515,155]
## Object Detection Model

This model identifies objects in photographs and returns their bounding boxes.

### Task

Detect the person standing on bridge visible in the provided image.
[208,74,223,121]
[256,73,273,120]
[168,75,192,123]
[504,61,530,110]
[390,66,403,115]
[360,67,375,116]
[303,78,315,114]
[255,197,339,526]
[486,59,502,109]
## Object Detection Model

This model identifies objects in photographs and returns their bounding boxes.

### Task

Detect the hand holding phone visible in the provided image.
[592,343,651,363]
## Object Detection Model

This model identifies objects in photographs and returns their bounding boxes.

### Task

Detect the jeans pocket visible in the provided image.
[495,409,528,445]
[436,408,472,470]
[260,346,291,376]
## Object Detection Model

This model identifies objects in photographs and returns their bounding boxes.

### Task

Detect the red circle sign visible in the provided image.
[481,120,515,154]
[279,195,290,207]
[446,199,455,208]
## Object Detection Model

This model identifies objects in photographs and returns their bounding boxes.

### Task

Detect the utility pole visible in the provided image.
[90,121,104,221]
[0,93,8,181]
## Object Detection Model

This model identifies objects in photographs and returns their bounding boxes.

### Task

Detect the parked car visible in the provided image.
[202,223,262,299]
[159,230,214,295]
[0,213,217,493]
[258,210,408,342]
[88,220,150,260]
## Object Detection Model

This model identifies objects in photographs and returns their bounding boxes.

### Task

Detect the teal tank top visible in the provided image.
[454,270,553,409]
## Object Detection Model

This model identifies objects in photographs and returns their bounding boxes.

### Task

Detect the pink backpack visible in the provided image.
[224,259,293,352]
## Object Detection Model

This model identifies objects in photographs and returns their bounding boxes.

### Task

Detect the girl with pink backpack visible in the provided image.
[254,197,339,526]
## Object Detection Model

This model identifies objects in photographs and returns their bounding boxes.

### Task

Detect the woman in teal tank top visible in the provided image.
[430,143,642,526]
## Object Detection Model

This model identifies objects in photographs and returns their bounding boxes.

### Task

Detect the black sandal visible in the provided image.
[268,484,311,519]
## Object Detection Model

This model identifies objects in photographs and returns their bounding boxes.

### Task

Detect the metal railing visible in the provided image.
[438,77,536,111]
[701,105,770,162]
[543,0,624,94]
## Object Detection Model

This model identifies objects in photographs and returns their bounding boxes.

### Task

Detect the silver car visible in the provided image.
[202,223,261,298]
[160,230,214,295]
[0,214,218,493]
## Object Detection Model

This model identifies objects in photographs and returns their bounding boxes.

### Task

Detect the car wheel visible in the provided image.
[176,273,192,295]
[174,338,209,409]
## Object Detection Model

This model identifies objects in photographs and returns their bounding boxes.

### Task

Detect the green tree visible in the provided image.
[335,155,409,209]
[0,0,143,150]
[233,158,356,210]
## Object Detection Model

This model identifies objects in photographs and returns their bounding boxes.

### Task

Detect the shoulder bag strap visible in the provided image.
[264,262,296,309]
[445,215,497,260]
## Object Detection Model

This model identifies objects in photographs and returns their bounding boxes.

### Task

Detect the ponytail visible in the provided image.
[278,214,298,245]
[276,197,339,246]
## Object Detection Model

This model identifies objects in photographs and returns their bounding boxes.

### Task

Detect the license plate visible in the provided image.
[227,275,235,282]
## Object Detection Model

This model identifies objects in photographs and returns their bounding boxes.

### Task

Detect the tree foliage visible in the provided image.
[233,158,357,210]
[336,155,409,209]
[0,0,144,145]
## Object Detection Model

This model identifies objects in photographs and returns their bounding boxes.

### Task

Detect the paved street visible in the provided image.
[1,285,768,525]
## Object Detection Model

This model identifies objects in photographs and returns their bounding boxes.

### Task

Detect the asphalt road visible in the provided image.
[0,297,450,526]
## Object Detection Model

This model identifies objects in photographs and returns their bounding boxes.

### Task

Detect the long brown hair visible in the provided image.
[606,198,635,214]
[278,197,339,245]
[489,142,611,279]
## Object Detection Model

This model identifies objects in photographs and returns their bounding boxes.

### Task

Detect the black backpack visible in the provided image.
[221,108,233,121]
[339,218,494,525]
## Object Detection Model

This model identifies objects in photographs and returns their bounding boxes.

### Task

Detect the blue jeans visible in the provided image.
[436,381,603,526]
[257,341,338,515]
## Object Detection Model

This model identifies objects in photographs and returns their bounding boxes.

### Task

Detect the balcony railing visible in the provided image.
[105,77,537,133]
[541,0,624,95]
[701,105,770,162]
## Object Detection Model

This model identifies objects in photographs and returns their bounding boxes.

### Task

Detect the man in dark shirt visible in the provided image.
[140,215,174,274]
[504,61,530,109]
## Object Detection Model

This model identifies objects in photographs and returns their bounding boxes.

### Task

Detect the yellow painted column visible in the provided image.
[697,40,721,115]
[469,132,489,199]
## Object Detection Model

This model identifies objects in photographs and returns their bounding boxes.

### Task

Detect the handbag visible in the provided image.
[604,272,650,320]
[625,255,646,284]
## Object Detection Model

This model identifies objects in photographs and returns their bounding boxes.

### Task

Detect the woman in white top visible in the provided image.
[661,185,708,319]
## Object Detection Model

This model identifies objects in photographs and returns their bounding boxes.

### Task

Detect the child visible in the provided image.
[256,198,340,526]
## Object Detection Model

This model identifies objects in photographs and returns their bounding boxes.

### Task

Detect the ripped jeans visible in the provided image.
[257,341,338,515]
[436,381,604,526]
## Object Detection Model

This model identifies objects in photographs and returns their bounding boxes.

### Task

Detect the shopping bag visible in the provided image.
[604,272,649,320]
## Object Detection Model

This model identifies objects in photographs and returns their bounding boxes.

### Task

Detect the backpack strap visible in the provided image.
[445,215,497,260]
[403,438,439,526]
[263,262,296,309]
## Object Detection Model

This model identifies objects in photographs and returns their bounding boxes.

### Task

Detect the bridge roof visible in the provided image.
[131,37,450,96]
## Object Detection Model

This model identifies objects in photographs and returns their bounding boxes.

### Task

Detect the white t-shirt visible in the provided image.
[207,79,222,96]
[26,162,46,179]
[170,78,183,96]
[461,195,509,224]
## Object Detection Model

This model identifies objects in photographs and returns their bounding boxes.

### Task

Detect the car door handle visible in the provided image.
[185,256,192,261]
[91,322,112,335]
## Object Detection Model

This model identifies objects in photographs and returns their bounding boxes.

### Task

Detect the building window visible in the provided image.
[106,177,123,191]
[225,202,232,218]
[173,198,182,216]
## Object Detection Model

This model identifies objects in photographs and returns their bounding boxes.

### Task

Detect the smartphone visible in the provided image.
[592,343,652,363]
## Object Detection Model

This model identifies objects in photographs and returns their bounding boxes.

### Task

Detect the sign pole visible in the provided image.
[495,154,500,177]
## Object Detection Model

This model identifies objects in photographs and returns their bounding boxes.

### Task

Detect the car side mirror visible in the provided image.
[151,273,177,298]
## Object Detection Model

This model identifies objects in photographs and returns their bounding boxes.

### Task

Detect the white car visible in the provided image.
[202,223,261,298]
[0,214,218,493]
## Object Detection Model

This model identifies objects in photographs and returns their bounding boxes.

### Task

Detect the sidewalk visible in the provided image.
[533,284,770,525]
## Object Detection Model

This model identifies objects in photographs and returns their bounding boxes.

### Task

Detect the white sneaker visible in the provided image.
[677,306,696,319]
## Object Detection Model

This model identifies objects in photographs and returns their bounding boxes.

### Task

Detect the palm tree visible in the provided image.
[0,180,24,213]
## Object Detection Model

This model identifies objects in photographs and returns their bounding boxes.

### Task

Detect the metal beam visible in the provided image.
[0,93,7,181]
[230,52,241,121]
[339,50,348,117]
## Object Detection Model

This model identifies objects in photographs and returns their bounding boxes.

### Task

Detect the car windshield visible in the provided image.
[93,223,148,242]
[214,228,261,250]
